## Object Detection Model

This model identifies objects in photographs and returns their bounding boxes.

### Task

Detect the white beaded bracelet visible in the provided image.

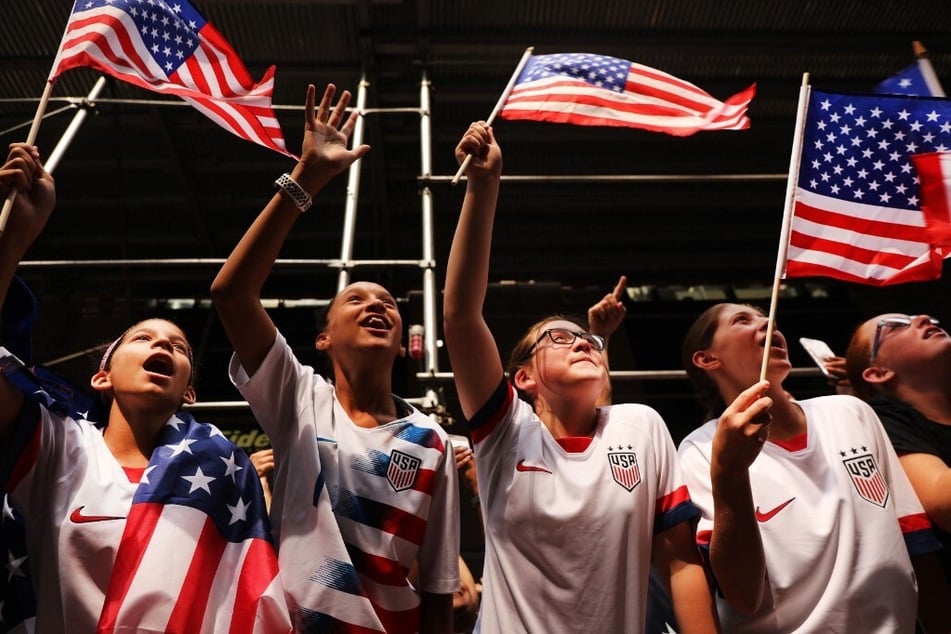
[274,173,312,212]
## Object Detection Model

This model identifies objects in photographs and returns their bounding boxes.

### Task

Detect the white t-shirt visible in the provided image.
[467,380,697,634]
[231,332,460,633]
[679,394,937,633]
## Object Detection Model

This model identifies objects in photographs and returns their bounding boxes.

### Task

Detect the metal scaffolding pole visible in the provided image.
[45,77,109,174]
[418,73,440,381]
[336,76,369,293]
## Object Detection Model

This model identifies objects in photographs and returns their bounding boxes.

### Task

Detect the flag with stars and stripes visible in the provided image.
[0,493,35,633]
[48,0,291,157]
[98,412,291,633]
[499,52,755,136]
[787,89,951,285]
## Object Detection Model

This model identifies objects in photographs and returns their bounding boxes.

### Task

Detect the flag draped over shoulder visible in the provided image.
[787,89,951,285]
[98,413,291,633]
[499,52,755,136]
[49,0,290,157]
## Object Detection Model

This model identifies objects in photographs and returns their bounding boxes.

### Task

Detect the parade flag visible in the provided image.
[786,89,951,285]
[499,52,755,136]
[49,0,290,156]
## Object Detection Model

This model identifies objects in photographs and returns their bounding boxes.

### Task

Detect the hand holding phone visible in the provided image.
[799,337,837,377]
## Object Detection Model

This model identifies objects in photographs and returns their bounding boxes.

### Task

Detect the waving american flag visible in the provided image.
[500,52,755,136]
[49,0,290,156]
[787,89,951,285]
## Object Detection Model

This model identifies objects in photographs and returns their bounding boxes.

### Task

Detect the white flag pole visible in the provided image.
[760,72,812,382]
[451,46,534,186]
[913,41,947,97]
[0,81,55,237]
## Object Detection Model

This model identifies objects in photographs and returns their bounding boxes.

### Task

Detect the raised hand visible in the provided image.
[0,143,55,253]
[455,121,502,182]
[588,275,628,340]
[295,84,371,192]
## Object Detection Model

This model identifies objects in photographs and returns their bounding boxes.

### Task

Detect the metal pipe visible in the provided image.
[336,76,369,292]
[19,257,431,269]
[45,77,109,173]
[419,73,440,374]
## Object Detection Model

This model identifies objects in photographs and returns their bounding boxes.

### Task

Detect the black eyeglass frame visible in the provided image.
[869,315,939,363]
[526,328,606,358]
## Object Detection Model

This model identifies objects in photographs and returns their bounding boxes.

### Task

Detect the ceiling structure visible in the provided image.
[3,0,951,440]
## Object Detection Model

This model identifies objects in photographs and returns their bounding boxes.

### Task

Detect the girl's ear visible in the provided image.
[513,366,535,393]
[90,369,112,394]
[315,332,329,351]
[691,349,721,371]
[182,385,197,405]
[862,365,895,387]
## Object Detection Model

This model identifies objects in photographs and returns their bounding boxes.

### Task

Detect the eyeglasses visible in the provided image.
[869,315,940,363]
[528,328,605,356]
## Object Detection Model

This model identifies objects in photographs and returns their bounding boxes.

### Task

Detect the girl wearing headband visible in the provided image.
[0,143,290,633]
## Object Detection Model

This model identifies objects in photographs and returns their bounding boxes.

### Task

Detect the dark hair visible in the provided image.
[844,322,877,400]
[681,304,730,420]
[506,314,588,404]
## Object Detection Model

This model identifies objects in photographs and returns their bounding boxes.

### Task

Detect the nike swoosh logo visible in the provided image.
[70,506,126,524]
[755,497,795,522]
[516,459,552,474]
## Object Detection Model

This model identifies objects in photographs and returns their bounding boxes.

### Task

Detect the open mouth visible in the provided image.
[924,326,944,339]
[361,315,391,330]
[143,355,174,377]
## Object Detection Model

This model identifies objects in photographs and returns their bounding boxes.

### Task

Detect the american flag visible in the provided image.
[98,413,291,633]
[499,52,755,136]
[49,0,290,156]
[913,151,951,247]
[786,89,951,285]
[875,60,944,97]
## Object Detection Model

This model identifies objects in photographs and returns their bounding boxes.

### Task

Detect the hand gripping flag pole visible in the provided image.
[451,47,534,186]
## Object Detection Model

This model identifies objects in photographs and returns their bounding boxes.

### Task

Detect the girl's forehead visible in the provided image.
[718,304,762,321]
[124,319,188,341]
[337,282,396,301]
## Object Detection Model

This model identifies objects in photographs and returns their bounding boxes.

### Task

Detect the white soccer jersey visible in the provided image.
[2,398,136,633]
[467,380,697,634]
[679,394,936,633]
[231,331,460,633]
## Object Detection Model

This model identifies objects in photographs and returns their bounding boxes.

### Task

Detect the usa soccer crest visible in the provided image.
[387,450,421,492]
[843,453,889,507]
[608,448,640,492]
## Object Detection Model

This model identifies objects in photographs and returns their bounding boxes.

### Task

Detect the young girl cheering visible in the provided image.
[442,122,718,633]
[0,144,289,632]
[679,303,948,633]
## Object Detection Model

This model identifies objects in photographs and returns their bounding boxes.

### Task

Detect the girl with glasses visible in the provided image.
[680,303,947,633]
[443,122,718,633]
[846,314,951,593]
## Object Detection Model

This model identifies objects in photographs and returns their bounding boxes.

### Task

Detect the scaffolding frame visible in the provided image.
[12,73,820,414]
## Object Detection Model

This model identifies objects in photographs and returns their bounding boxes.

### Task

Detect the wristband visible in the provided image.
[274,173,312,212]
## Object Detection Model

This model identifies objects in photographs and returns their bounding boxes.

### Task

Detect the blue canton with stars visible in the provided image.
[799,89,951,212]
[73,0,207,76]
[517,53,631,93]
[131,412,273,543]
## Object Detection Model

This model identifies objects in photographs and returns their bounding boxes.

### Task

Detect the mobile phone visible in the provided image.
[448,434,472,450]
[799,337,836,377]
